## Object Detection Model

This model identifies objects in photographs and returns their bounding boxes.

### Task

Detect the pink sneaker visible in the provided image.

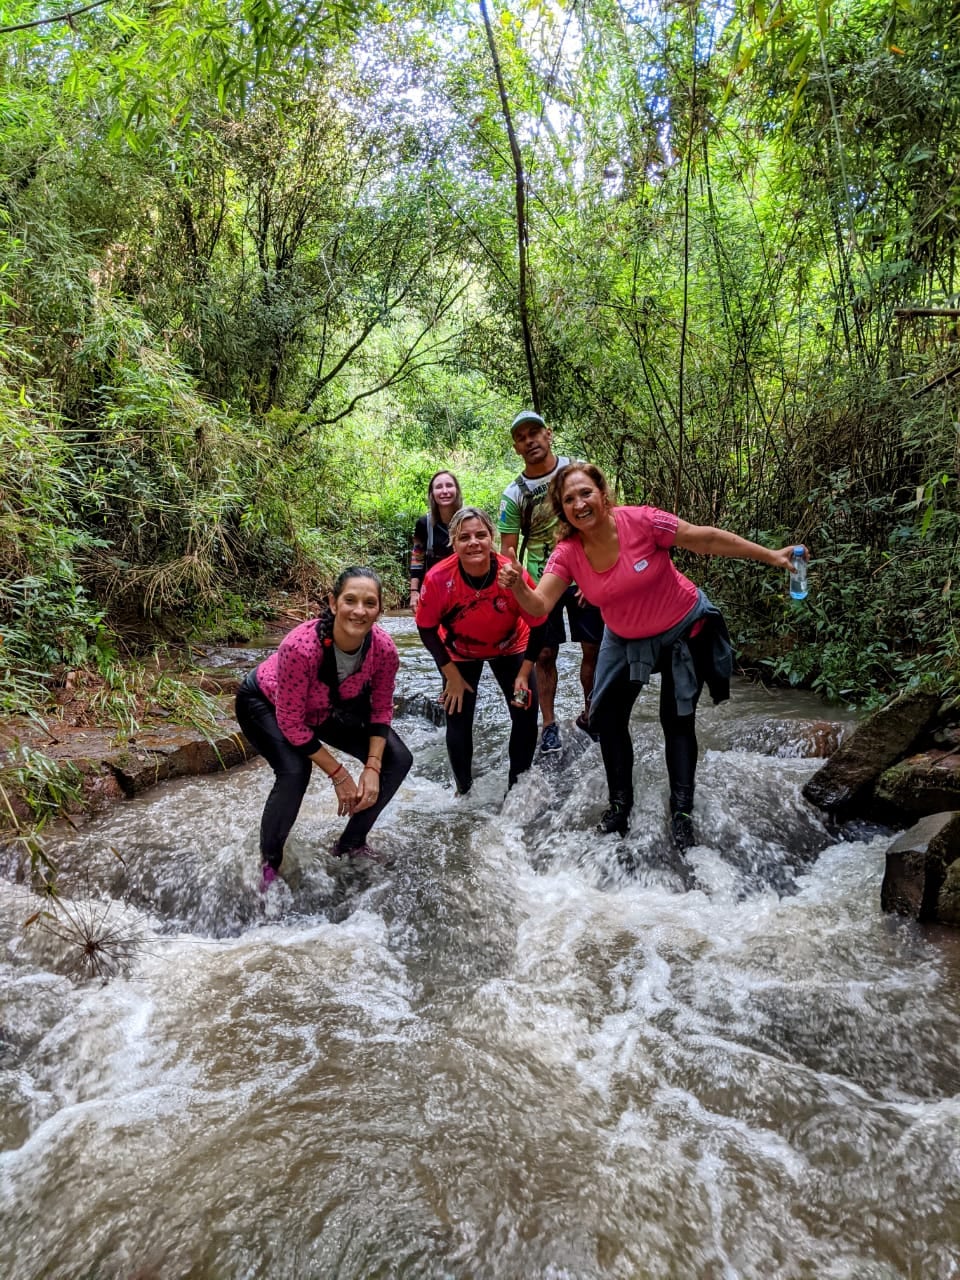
[330,841,391,865]
[259,864,280,892]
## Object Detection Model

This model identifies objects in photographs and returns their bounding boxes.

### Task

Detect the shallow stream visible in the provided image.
[1,619,958,1279]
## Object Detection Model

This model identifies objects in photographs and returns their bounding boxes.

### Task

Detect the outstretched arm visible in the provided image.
[674,521,802,572]
[497,549,568,614]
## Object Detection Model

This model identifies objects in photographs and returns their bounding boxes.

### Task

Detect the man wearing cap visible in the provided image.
[498,410,603,755]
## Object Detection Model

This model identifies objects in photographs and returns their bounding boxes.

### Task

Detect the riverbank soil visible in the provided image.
[0,608,422,837]
[0,669,250,834]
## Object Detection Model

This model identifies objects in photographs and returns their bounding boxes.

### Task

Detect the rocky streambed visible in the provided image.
[2,625,957,929]
[802,688,960,926]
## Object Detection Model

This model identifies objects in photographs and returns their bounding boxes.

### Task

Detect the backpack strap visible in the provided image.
[513,458,569,565]
[426,512,434,558]
[515,474,535,566]
[317,623,373,707]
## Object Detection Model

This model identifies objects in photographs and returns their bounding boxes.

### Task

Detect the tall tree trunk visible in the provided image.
[675,45,696,513]
[478,0,540,411]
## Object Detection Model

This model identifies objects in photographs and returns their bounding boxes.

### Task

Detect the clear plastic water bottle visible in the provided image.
[789,546,808,600]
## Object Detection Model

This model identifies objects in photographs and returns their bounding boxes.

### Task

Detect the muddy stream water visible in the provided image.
[1,618,958,1279]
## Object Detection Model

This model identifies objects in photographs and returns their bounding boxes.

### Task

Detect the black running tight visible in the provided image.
[592,638,708,815]
[443,655,539,794]
[236,676,412,868]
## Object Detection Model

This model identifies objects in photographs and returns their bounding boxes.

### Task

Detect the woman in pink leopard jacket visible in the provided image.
[235,566,412,887]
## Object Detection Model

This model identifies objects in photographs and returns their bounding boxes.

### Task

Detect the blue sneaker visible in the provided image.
[540,723,562,754]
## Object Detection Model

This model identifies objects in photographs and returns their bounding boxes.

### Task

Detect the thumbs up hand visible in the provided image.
[498,547,522,591]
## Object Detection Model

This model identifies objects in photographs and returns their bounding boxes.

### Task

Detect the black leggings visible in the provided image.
[444,655,539,794]
[236,676,413,867]
[592,631,711,815]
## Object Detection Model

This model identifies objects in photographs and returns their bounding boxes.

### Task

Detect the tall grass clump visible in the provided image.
[0,381,108,713]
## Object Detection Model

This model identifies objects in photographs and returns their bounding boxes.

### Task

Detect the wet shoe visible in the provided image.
[672,811,695,852]
[597,801,631,836]
[331,840,391,865]
[259,864,280,893]
[540,723,562,755]
[575,710,600,742]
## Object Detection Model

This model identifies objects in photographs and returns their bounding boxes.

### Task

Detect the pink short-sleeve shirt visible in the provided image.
[543,505,698,638]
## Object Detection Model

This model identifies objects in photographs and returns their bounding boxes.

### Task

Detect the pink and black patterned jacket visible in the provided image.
[254,619,399,753]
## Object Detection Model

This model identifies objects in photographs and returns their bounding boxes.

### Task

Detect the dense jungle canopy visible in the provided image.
[1,0,958,710]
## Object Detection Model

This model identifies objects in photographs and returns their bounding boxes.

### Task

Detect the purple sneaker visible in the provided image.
[259,864,280,892]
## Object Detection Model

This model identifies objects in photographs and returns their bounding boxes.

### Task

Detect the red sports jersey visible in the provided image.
[417,552,546,661]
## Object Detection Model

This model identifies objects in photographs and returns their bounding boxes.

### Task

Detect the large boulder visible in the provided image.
[106,722,255,796]
[938,860,960,927]
[880,811,960,923]
[875,750,960,817]
[802,689,941,818]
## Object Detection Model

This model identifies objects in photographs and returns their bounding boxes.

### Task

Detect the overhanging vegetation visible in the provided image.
[0,0,957,711]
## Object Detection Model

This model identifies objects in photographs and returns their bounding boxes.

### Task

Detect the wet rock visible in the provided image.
[395,692,445,727]
[81,764,126,808]
[875,750,960,817]
[938,859,960,926]
[720,717,847,758]
[931,722,960,751]
[802,689,941,818]
[881,811,960,924]
[794,720,845,757]
[106,722,255,796]
[193,644,276,670]
[836,816,895,843]
[193,669,247,695]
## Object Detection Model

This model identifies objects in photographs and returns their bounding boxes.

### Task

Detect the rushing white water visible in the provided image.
[1,620,958,1280]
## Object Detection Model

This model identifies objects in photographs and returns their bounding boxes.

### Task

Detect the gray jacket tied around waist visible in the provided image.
[590,590,733,720]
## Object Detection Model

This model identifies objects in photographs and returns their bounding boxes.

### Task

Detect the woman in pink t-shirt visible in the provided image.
[498,464,802,849]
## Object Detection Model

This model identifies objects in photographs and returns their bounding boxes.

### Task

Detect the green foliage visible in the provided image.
[292,386,516,604]
[694,384,960,704]
[0,0,958,715]
[0,385,110,707]
[0,743,81,892]
[0,745,84,828]
[85,660,224,744]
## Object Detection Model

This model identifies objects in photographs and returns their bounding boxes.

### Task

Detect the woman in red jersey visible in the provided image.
[416,506,547,796]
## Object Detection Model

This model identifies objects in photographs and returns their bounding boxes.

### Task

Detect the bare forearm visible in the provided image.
[515,575,565,615]
[676,524,783,566]
[309,745,340,776]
